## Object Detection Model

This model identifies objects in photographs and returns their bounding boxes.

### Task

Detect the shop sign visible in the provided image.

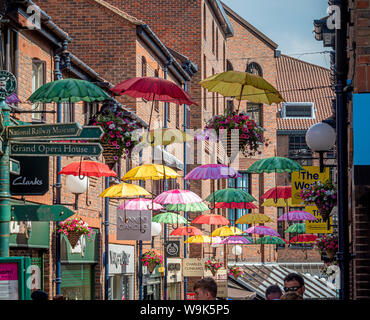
[187,292,196,300]
[182,258,204,277]
[109,244,134,274]
[167,258,182,283]
[305,206,333,234]
[165,241,180,258]
[116,210,152,241]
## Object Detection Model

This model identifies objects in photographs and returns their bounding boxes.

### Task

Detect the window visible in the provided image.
[288,135,313,166]
[226,60,233,71]
[246,103,262,126]
[203,4,207,39]
[203,88,207,110]
[83,102,99,125]
[1,27,17,75]
[226,99,233,114]
[167,103,171,123]
[223,42,226,71]
[216,29,218,60]
[154,69,159,112]
[282,102,315,119]
[216,93,219,115]
[141,56,147,77]
[32,59,46,121]
[62,102,75,123]
[176,104,180,129]
[246,62,263,77]
[212,21,215,53]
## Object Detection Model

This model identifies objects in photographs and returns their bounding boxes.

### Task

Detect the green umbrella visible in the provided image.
[284,223,306,233]
[246,156,303,173]
[28,79,112,103]
[255,236,287,245]
[205,188,256,203]
[166,202,209,212]
[152,212,189,224]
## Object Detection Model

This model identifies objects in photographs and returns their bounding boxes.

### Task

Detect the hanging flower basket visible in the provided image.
[58,217,95,249]
[315,234,338,260]
[228,266,243,279]
[141,250,163,274]
[205,259,223,277]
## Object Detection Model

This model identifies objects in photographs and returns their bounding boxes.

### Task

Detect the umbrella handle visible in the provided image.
[78,157,85,180]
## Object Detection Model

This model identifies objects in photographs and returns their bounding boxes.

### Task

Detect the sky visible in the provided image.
[222,0,330,68]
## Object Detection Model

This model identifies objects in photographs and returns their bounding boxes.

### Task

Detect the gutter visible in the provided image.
[208,0,234,37]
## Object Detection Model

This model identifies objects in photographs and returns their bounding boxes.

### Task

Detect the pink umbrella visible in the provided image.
[184,164,241,180]
[244,225,280,237]
[220,236,252,244]
[154,189,203,205]
[118,198,163,211]
[277,211,317,221]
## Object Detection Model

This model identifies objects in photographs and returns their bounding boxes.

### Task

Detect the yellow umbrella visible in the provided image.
[99,182,151,198]
[211,226,243,237]
[199,70,284,106]
[140,128,193,146]
[236,213,272,225]
[184,235,212,243]
[261,198,295,207]
[121,164,180,181]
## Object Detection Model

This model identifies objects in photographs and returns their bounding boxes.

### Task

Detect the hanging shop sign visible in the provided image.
[182,258,204,277]
[109,244,134,274]
[167,258,182,283]
[291,166,330,205]
[0,71,17,98]
[165,241,180,258]
[305,206,333,234]
[116,210,152,241]
[10,156,49,195]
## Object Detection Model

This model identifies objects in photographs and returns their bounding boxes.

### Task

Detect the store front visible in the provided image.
[167,258,182,300]
[143,264,162,300]
[60,228,99,300]
[108,244,135,300]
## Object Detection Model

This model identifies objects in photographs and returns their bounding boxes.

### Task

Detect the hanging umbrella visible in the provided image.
[236,213,272,225]
[170,226,203,236]
[118,198,163,211]
[215,202,257,209]
[184,164,241,180]
[6,92,21,104]
[262,198,294,207]
[210,236,223,247]
[255,236,288,245]
[58,161,117,178]
[211,226,243,237]
[246,156,303,174]
[184,235,212,244]
[260,186,291,200]
[154,189,203,205]
[166,202,209,212]
[205,188,256,204]
[244,225,280,237]
[284,223,306,234]
[99,182,151,198]
[28,79,112,103]
[152,212,189,224]
[121,164,180,181]
[278,211,317,221]
[199,70,284,106]
[220,236,252,244]
[289,234,318,244]
[140,128,193,146]
[191,214,230,225]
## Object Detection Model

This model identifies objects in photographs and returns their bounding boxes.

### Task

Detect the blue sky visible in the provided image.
[222,0,330,68]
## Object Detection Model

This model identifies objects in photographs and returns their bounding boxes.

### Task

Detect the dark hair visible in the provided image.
[265,284,282,298]
[284,273,305,286]
[31,290,48,301]
[194,277,217,298]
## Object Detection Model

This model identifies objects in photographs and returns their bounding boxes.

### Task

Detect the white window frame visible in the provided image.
[281,102,316,119]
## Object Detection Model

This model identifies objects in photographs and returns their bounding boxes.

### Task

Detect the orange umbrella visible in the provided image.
[191,214,230,225]
[59,160,117,177]
[170,226,203,236]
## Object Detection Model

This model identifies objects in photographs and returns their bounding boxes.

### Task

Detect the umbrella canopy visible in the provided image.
[184,235,212,244]
[236,213,272,225]
[28,79,112,103]
[140,128,193,146]
[244,225,280,237]
[206,188,256,203]
[118,198,163,211]
[166,202,209,212]
[261,198,294,207]
[246,157,304,174]
[191,214,230,225]
[121,164,180,181]
[284,223,306,233]
[290,234,318,244]
[170,226,203,236]
[58,161,117,177]
[154,189,203,205]
[111,77,198,106]
[255,236,288,245]
[211,226,243,237]
[215,202,257,209]
[99,182,151,198]
[6,92,21,104]
[277,211,317,221]
[260,186,291,199]
[184,164,241,180]
[220,236,252,244]
[152,212,189,224]
[199,70,284,105]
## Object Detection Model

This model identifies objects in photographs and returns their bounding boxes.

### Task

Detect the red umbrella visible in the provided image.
[58,160,117,177]
[215,202,257,209]
[191,214,230,225]
[289,234,318,244]
[260,186,291,199]
[170,226,203,236]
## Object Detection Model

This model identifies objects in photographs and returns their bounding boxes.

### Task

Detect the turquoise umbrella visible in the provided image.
[152,212,189,224]
[166,202,209,212]
[28,79,112,103]
[284,223,306,234]
[205,188,256,203]
[246,156,303,173]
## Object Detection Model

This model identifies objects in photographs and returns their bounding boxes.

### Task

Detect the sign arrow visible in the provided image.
[11,204,76,221]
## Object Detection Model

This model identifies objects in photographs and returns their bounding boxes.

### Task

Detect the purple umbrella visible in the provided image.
[277,210,317,221]
[6,92,21,104]
[184,164,241,180]
[220,236,252,244]
[244,225,280,237]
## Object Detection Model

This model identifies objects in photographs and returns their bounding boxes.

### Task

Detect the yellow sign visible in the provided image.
[291,166,330,205]
[305,206,333,234]
[182,258,204,277]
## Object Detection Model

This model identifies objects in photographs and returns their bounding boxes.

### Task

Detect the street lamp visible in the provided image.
[306,122,336,172]
[64,175,89,210]
[231,245,242,263]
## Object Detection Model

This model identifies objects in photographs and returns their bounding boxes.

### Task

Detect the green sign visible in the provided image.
[11,204,76,221]
[9,142,102,157]
[57,126,104,141]
[7,122,82,140]
[9,158,20,175]
[0,71,17,98]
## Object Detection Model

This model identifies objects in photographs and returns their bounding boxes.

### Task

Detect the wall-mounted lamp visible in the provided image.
[53,175,89,210]
[151,221,162,247]
[232,245,242,263]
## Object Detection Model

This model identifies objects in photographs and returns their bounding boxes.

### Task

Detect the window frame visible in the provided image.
[246,102,263,127]
[31,58,46,122]
[282,102,316,119]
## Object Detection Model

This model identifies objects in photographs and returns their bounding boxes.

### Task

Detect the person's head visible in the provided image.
[194,277,217,300]
[280,292,304,300]
[283,273,305,298]
[265,284,283,300]
[31,290,48,301]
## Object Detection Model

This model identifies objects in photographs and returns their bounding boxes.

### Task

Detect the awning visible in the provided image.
[153,146,184,171]
[228,287,256,300]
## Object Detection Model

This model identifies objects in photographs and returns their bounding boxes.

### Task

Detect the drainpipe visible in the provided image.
[183,81,188,300]
[139,150,143,300]
[104,177,109,300]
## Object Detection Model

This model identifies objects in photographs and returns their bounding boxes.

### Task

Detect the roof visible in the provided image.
[276,54,333,131]
[209,0,234,37]
[230,263,337,300]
